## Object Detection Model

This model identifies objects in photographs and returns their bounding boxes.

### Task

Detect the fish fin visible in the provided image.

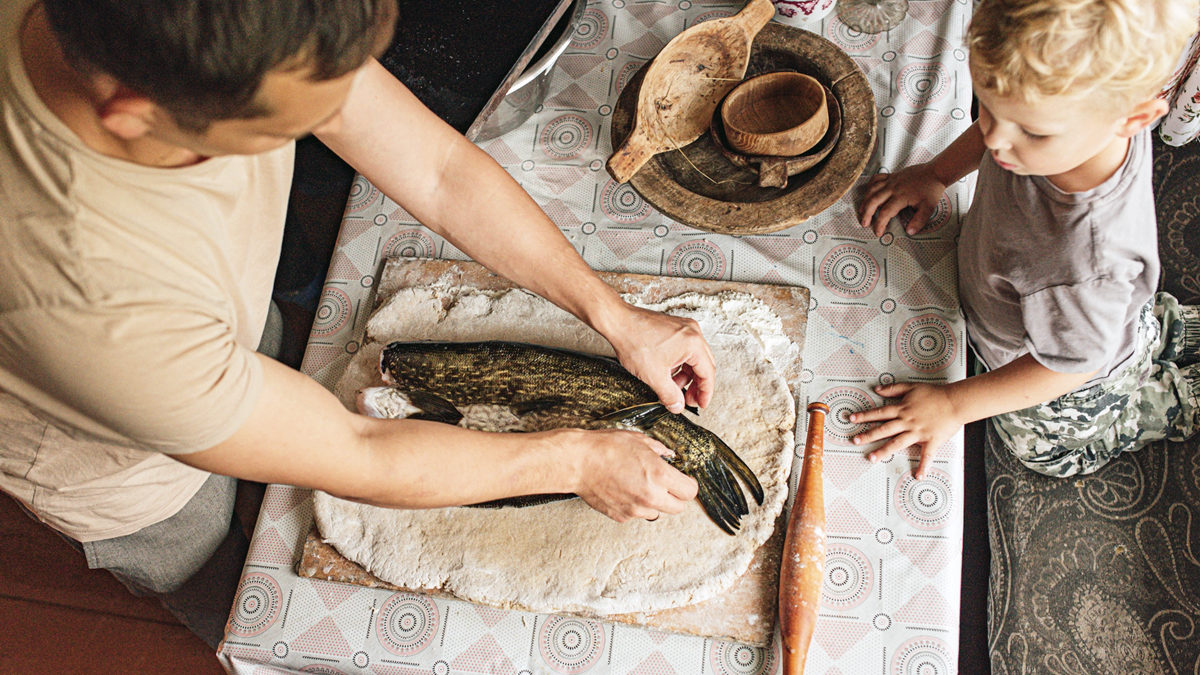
[511,397,568,415]
[407,390,464,425]
[714,435,765,506]
[685,404,700,416]
[705,454,750,517]
[597,402,672,428]
[695,480,739,535]
[467,493,576,508]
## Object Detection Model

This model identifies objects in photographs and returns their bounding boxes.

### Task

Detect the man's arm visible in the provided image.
[313,61,713,412]
[850,354,1095,476]
[177,355,698,521]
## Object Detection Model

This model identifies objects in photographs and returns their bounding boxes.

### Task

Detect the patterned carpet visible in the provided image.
[981,134,1200,674]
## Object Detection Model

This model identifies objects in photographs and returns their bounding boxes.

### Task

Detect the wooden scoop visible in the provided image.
[606,0,776,183]
[779,401,828,675]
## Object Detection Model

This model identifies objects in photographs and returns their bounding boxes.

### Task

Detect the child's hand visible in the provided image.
[848,382,962,478]
[857,164,948,237]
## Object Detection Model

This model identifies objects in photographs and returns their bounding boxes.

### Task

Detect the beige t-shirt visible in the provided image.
[0,1,294,541]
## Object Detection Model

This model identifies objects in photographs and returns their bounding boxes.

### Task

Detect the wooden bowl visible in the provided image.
[720,72,828,156]
[710,83,842,188]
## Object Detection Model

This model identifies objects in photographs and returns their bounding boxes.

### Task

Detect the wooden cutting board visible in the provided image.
[297,257,809,646]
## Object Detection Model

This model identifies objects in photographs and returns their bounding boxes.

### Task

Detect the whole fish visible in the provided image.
[360,340,764,534]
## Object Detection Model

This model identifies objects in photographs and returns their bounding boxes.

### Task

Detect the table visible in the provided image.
[219,2,975,672]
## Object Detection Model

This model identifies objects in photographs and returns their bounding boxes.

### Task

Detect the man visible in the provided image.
[0,0,713,647]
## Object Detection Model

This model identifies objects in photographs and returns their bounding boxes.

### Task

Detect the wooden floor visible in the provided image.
[0,494,224,674]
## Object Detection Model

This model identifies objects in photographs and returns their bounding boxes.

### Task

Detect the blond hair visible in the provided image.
[968,0,1199,105]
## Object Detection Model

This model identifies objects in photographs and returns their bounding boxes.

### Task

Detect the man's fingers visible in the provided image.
[681,351,715,408]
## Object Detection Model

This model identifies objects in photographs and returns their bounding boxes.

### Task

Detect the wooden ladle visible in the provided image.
[606,0,776,183]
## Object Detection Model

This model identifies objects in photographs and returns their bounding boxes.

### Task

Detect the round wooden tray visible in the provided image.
[610,22,877,235]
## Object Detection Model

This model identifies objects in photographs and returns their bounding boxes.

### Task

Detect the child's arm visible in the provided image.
[858,122,987,236]
[848,354,1097,477]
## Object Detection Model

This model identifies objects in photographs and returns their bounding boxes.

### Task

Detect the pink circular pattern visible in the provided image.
[382,229,437,260]
[600,180,651,224]
[898,63,950,107]
[821,543,875,610]
[892,636,953,674]
[376,593,439,656]
[826,20,881,52]
[539,616,605,673]
[229,572,282,637]
[346,176,381,213]
[615,61,645,97]
[312,287,352,338]
[666,240,727,279]
[895,469,953,530]
[896,313,956,373]
[820,244,881,298]
[571,8,609,50]
[818,386,878,444]
[540,114,593,160]
[708,639,775,675]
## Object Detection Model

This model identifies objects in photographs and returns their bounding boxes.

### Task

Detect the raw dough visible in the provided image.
[314,277,797,616]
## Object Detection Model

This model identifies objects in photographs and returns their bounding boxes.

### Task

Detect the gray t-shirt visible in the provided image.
[957,129,1158,382]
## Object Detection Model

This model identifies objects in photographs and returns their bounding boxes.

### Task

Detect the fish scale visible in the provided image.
[378,340,765,534]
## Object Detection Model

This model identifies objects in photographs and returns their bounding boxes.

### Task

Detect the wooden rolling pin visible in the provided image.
[778,401,828,674]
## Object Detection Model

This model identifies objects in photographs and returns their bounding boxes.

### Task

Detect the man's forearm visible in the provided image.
[318,61,625,333]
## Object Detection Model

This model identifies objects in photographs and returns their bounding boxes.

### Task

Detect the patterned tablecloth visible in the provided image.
[219,2,975,673]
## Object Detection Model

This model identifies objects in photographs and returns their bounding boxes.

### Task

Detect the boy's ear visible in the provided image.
[1115,97,1169,138]
[95,85,160,141]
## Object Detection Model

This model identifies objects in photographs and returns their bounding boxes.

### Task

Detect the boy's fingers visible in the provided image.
[868,433,918,463]
[913,450,935,479]
[850,405,898,424]
[874,382,914,398]
[906,203,933,235]
[852,418,906,444]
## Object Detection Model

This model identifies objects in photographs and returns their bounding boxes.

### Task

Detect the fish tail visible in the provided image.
[706,452,749,516]
[713,434,765,506]
[695,478,741,535]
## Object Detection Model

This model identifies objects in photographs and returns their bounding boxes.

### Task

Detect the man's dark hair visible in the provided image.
[42,0,397,132]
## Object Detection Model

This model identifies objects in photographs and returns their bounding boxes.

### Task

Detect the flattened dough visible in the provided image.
[314,280,797,616]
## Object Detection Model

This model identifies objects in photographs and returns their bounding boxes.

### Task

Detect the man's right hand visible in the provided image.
[857,163,949,237]
[546,427,698,523]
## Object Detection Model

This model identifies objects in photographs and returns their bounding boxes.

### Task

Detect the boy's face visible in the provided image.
[974,85,1134,184]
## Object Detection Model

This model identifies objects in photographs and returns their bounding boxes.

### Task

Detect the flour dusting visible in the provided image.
[315,283,798,616]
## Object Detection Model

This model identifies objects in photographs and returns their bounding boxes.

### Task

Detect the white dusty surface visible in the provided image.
[314,279,797,616]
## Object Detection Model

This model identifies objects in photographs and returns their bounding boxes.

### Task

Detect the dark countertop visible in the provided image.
[383,0,568,133]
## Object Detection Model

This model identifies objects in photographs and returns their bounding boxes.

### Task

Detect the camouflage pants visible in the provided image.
[988,293,1200,477]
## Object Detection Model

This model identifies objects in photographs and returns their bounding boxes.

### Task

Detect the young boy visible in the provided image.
[1,0,713,649]
[853,0,1200,478]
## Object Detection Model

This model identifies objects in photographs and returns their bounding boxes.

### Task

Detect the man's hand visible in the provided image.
[600,303,716,413]
[552,428,699,522]
[858,163,949,237]
[849,382,962,478]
